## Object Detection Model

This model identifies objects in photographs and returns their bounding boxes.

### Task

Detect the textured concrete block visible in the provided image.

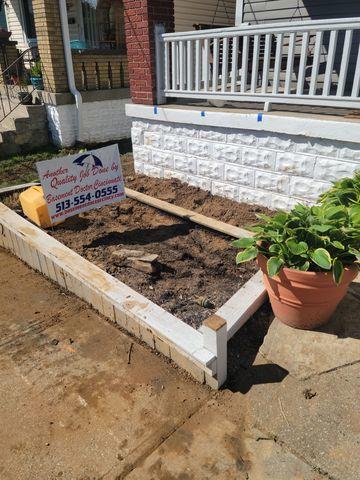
[340,146,360,161]
[289,177,331,201]
[200,129,227,142]
[188,139,211,157]
[133,146,150,163]
[243,147,276,170]
[163,135,187,153]
[148,123,172,134]
[212,181,239,200]
[143,164,163,177]
[197,159,223,180]
[134,160,145,174]
[313,158,359,182]
[238,187,272,207]
[174,155,197,174]
[258,133,296,152]
[227,132,258,147]
[131,127,143,146]
[152,151,174,168]
[276,152,315,177]
[163,169,189,182]
[144,132,162,148]
[187,175,212,191]
[255,171,290,194]
[224,164,254,187]
[271,194,300,211]
[213,144,242,164]
[173,126,199,137]
[296,140,338,158]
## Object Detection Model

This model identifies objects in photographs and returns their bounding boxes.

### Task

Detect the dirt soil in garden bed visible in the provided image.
[8,175,273,329]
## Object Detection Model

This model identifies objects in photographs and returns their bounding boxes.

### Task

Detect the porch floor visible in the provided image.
[164,100,360,122]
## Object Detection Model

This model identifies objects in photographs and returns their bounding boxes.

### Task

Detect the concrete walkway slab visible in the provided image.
[248,357,360,480]
[126,398,324,480]
[260,285,360,379]
[1,247,359,480]
[0,249,209,480]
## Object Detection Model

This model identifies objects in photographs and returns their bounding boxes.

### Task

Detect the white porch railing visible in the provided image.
[156,18,360,109]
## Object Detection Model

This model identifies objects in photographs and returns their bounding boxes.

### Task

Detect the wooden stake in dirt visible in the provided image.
[127,343,134,364]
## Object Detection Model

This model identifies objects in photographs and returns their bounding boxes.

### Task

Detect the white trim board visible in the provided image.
[125,104,360,144]
[0,202,267,388]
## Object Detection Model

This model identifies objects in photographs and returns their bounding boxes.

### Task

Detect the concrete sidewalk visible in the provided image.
[0,248,359,480]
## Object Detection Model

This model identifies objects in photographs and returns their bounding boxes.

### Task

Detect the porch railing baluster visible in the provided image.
[212,37,219,92]
[285,32,296,95]
[323,30,338,96]
[241,35,249,93]
[261,34,271,94]
[221,37,229,93]
[351,43,360,98]
[231,36,239,93]
[337,29,353,97]
[250,34,260,93]
[160,18,360,109]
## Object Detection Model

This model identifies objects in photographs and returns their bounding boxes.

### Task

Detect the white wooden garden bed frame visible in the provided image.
[0,187,267,388]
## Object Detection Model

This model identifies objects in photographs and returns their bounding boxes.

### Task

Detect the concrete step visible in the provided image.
[0,104,49,159]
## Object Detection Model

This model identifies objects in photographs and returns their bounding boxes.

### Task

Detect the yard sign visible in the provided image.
[36,144,125,223]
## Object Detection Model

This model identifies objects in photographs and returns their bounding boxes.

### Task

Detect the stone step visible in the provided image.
[0,104,49,158]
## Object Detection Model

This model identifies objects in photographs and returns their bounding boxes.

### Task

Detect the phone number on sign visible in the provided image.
[53,186,123,216]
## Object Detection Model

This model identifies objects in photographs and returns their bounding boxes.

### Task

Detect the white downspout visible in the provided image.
[58,0,84,143]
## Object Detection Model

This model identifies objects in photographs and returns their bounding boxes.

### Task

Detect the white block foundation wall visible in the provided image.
[131,119,360,210]
[46,98,132,147]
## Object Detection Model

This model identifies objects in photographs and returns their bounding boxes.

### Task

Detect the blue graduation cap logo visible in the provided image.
[73,153,103,168]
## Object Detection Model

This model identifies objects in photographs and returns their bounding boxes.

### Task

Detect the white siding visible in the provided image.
[5,0,29,51]
[174,0,236,32]
[243,0,360,24]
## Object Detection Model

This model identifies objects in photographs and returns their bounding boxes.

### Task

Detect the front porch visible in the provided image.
[124,0,360,210]
[0,0,131,147]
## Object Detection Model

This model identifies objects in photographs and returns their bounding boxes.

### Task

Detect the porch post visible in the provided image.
[123,0,174,105]
[235,0,245,26]
[32,0,69,92]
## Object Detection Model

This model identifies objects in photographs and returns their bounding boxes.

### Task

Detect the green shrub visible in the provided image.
[233,202,360,285]
[320,171,360,206]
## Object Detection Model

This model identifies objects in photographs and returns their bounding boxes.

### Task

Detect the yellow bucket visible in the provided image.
[19,186,59,229]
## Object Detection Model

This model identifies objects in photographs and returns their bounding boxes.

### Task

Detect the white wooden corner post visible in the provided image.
[155,23,166,105]
[203,315,227,387]
[235,0,245,26]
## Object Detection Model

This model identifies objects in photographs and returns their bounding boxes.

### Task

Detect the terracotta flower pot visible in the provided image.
[257,254,358,329]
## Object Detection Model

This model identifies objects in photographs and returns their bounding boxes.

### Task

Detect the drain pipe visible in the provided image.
[58,0,84,143]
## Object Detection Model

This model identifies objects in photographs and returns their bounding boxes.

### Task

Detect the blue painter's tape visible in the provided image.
[154,106,158,114]
[201,111,205,117]
[257,112,263,122]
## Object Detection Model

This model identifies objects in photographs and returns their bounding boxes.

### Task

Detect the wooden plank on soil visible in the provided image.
[0,182,40,195]
[125,188,253,239]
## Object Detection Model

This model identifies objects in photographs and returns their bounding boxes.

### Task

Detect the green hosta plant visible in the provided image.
[320,171,360,206]
[233,202,360,285]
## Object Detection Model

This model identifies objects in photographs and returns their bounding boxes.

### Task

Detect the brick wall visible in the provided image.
[72,53,129,91]
[123,0,174,105]
[131,120,360,210]
[32,0,68,93]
